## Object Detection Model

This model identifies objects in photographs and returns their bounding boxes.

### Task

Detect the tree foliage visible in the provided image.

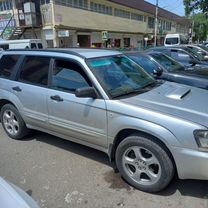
[184,0,208,15]
[191,13,208,41]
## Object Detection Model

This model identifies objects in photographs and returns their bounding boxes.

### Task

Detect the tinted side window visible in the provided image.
[171,50,191,63]
[52,60,90,93]
[0,55,20,79]
[0,44,9,50]
[19,56,50,86]
[38,43,43,49]
[129,55,158,74]
[31,43,37,49]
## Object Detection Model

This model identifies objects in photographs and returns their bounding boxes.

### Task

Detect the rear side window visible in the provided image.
[31,43,37,49]
[38,43,43,49]
[129,55,159,74]
[0,44,9,50]
[0,55,20,79]
[18,56,50,86]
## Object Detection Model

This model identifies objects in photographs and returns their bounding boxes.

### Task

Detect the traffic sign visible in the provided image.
[101,31,108,41]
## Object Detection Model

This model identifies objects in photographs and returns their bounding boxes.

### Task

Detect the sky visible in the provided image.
[145,0,186,16]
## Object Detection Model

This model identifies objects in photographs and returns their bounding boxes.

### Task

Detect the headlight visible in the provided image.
[194,130,208,149]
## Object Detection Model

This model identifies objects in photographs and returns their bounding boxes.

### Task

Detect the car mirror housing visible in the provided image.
[75,87,97,99]
[190,59,198,66]
[153,68,163,77]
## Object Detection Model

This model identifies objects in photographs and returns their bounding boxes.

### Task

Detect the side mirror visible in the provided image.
[190,59,198,66]
[153,68,163,77]
[75,87,97,99]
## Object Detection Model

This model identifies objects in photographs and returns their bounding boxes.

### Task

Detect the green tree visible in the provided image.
[191,13,208,41]
[184,0,208,15]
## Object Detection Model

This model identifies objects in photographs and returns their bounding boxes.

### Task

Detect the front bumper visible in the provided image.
[171,146,208,180]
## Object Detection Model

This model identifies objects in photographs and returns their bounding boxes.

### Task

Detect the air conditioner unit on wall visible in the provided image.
[24,2,36,13]
[25,13,37,26]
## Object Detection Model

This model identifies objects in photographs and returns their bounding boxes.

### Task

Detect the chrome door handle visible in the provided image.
[50,95,63,102]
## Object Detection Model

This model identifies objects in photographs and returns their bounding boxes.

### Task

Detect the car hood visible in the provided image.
[121,82,208,127]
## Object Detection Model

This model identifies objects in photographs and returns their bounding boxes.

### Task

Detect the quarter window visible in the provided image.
[52,60,90,93]
[0,55,20,78]
[19,56,50,86]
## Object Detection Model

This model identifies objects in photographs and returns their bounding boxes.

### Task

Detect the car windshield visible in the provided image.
[150,53,184,72]
[87,55,156,99]
[165,38,179,45]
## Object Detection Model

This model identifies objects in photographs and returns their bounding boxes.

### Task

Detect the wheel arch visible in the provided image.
[0,99,17,113]
[109,128,177,174]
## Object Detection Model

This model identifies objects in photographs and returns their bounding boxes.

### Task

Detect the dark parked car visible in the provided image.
[126,51,208,90]
[185,45,208,60]
[146,46,208,70]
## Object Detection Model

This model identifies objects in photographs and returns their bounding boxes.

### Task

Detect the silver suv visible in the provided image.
[0,49,208,193]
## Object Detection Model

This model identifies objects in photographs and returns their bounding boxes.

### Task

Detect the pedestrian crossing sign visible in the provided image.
[102,31,108,41]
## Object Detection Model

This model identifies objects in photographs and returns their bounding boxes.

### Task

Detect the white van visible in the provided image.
[164,34,188,46]
[0,39,44,50]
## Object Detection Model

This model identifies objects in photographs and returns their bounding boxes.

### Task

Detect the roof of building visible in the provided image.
[6,48,122,59]
[108,0,190,25]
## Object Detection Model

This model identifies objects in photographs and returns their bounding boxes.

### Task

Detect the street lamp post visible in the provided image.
[154,0,158,47]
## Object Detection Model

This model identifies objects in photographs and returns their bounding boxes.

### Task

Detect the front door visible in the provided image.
[47,58,107,148]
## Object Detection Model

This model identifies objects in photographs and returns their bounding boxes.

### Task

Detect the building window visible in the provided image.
[166,21,171,31]
[148,17,155,29]
[114,8,130,19]
[124,38,130,48]
[54,0,88,10]
[131,13,143,21]
[0,0,13,11]
[90,2,112,15]
[159,20,171,31]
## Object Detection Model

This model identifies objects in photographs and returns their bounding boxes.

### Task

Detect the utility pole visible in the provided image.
[154,0,158,47]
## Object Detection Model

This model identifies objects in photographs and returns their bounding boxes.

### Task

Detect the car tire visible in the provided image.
[1,104,29,139]
[115,134,175,193]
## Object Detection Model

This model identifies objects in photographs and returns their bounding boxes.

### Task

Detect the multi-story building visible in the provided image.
[0,0,190,49]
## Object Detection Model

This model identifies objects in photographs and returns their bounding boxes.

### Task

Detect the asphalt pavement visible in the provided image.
[0,126,208,208]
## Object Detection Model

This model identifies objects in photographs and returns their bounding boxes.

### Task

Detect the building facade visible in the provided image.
[0,0,191,49]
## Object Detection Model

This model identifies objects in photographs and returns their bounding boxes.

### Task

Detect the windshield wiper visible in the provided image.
[142,80,159,89]
[111,88,147,99]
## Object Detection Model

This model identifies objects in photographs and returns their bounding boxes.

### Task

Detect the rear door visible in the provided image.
[47,58,108,148]
[13,55,50,129]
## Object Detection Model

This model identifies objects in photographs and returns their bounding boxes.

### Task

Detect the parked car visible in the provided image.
[185,44,208,60]
[146,46,208,70]
[164,33,188,46]
[0,39,44,50]
[1,49,208,193]
[202,41,208,47]
[126,51,208,90]
[0,177,40,208]
[197,44,208,52]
